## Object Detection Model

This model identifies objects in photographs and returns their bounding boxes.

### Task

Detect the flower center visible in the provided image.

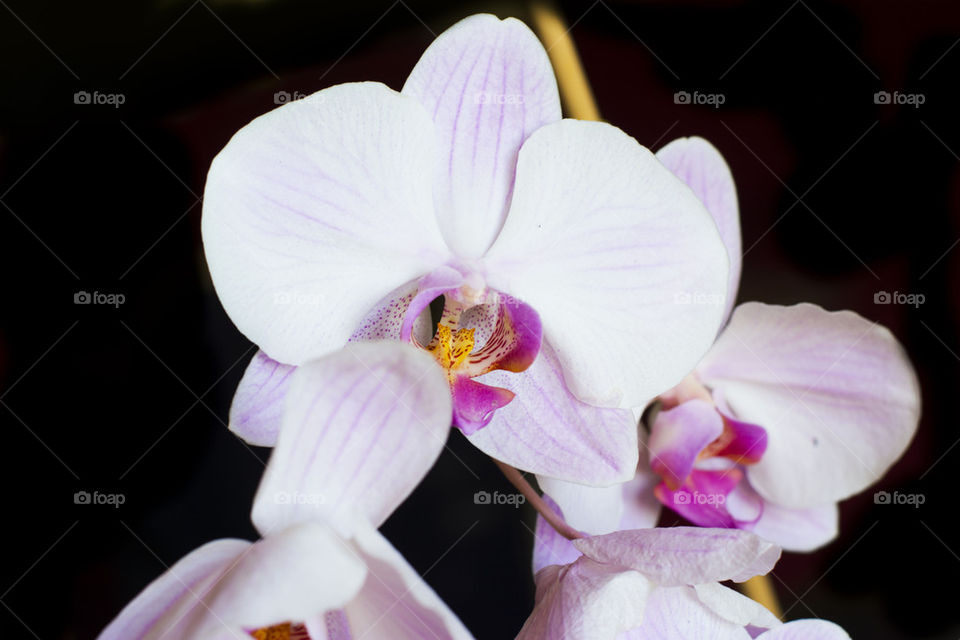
[249,622,310,639]
[398,272,543,435]
[428,324,476,373]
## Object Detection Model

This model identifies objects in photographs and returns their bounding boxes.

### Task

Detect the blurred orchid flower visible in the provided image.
[539,137,920,550]
[534,138,920,551]
[646,137,921,551]
[203,14,729,486]
[99,342,473,640]
[523,505,850,640]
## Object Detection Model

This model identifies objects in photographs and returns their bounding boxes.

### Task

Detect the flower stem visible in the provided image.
[529,1,601,121]
[741,574,783,620]
[492,458,584,540]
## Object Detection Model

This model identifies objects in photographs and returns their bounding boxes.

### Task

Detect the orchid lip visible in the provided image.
[399,267,543,434]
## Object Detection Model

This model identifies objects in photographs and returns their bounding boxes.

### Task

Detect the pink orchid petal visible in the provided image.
[531,495,582,575]
[654,470,744,529]
[725,481,765,526]
[518,557,651,640]
[450,375,514,435]
[572,527,780,586]
[466,295,542,374]
[402,14,561,258]
[755,620,851,639]
[704,409,768,466]
[229,350,297,447]
[748,493,838,552]
[697,302,920,508]
[656,137,741,326]
[350,280,431,346]
[202,82,450,366]
[618,586,752,640]
[251,342,451,537]
[649,400,724,489]
[98,539,250,640]
[619,462,664,531]
[484,119,729,410]
[466,339,639,485]
[399,266,464,343]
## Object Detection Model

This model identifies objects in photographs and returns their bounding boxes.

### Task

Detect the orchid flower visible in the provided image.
[522,504,851,640]
[535,136,920,551]
[203,13,730,487]
[647,136,921,550]
[99,342,473,639]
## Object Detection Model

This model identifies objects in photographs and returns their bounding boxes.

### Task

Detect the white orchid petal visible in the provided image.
[340,525,475,639]
[485,119,729,409]
[229,350,296,447]
[98,539,249,640]
[402,13,561,258]
[537,475,625,535]
[203,82,449,365]
[573,527,780,586]
[466,339,638,485]
[252,342,451,537]
[693,582,780,629]
[518,558,651,640]
[619,586,752,640]
[698,302,920,508]
[656,137,741,325]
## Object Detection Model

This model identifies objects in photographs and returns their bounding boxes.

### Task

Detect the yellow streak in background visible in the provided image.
[527,0,783,622]
[742,573,784,620]
[528,1,601,121]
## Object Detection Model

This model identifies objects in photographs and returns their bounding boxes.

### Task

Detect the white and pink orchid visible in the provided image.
[99,342,473,640]
[202,13,730,487]
[537,136,921,551]
[524,505,851,640]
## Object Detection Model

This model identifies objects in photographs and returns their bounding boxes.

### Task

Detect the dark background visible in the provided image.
[1,0,958,638]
